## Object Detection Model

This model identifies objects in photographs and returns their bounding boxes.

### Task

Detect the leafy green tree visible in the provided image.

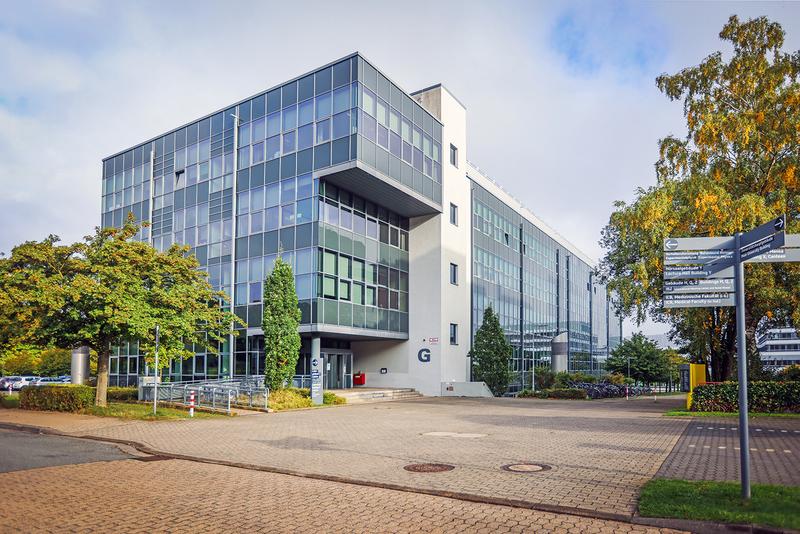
[262,257,301,391]
[0,217,241,406]
[38,348,72,377]
[0,345,42,376]
[606,333,670,385]
[600,16,800,380]
[470,306,513,396]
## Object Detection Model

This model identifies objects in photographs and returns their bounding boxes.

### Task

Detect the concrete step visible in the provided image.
[336,388,423,404]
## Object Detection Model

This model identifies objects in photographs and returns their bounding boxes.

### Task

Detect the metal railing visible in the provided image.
[139,377,269,414]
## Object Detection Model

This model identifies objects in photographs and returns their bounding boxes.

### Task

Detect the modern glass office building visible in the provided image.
[101,53,621,394]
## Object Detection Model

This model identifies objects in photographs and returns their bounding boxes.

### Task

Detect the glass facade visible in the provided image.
[471,181,622,390]
[101,54,440,382]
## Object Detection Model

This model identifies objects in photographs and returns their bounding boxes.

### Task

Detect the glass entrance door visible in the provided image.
[322,352,353,389]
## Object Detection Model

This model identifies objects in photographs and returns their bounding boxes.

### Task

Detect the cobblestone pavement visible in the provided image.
[0,458,685,533]
[657,416,800,485]
[0,396,689,517]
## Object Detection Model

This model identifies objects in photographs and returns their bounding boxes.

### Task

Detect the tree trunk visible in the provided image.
[95,349,110,407]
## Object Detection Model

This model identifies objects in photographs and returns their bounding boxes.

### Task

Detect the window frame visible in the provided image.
[449,262,458,286]
[449,323,458,345]
[449,144,458,168]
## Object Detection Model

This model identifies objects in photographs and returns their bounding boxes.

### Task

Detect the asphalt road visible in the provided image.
[0,428,132,473]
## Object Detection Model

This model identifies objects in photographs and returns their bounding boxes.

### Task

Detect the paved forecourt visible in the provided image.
[658,415,800,486]
[0,395,689,517]
[0,456,684,533]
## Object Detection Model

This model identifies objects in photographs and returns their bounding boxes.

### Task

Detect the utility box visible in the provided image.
[685,363,707,410]
[353,372,366,386]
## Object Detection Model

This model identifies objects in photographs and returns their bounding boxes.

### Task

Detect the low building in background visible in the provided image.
[100,53,622,394]
[758,327,800,371]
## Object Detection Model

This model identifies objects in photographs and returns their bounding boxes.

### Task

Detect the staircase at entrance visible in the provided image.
[335,388,422,404]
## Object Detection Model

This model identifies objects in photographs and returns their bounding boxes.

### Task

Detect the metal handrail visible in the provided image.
[139,377,269,414]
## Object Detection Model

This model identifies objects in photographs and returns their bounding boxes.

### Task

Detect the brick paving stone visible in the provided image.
[657,416,800,485]
[0,459,688,532]
[0,396,690,516]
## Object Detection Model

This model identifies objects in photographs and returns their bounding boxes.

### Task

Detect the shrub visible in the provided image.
[604,373,627,385]
[323,391,346,405]
[269,388,312,410]
[778,365,800,382]
[1,393,19,409]
[544,388,588,400]
[554,371,597,388]
[20,385,95,412]
[534,369,555,390]
[691,381,800,413]
[518,388,587,400]
[107,387,137,402]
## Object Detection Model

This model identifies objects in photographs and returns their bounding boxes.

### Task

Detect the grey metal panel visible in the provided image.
[663,293,735,308]
[664,250,734,265]
[318,161,442,217]
[787,234,800,247]
[298,324,409,341]
[664,236,733,251]
[664,278,734,294]
[746,247,800,263]
[664,264,734,280]
[740,215,785,248]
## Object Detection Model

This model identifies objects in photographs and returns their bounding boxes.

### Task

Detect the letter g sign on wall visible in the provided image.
[417,348,431,363]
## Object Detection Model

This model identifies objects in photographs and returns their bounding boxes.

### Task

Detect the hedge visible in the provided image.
[691,381,800,413]
[20,385,95,412]
[518,388,587,400]
[107,387,137,402]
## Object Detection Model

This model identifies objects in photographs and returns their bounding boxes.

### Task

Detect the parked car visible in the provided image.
[58,376,72,383]
[31,377,66,386]
[0,376,20,390]
[12,376,38,390]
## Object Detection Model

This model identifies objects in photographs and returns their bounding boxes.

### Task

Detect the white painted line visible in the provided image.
[766,449,775,452]
[755,429,763,432]
[768,429,775,432]
[734,447,740,450]
[697,426,704,429]
[707,427,714,430]
[718,446,726,450]
[785,450,793,454]
[703,445,711,449]
[750,448,758,452]
[688,444,696,448]
[781,430,787,433]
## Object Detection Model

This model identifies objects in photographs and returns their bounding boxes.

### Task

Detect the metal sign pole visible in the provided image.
[734,232,751,501]
[153,325,160,416]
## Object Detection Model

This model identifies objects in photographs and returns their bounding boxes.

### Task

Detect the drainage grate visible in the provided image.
[501,463,551,473]
[403,463,455,473]
[134,455,172,462]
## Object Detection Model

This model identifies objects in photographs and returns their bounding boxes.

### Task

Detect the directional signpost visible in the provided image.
[663,215,797,501]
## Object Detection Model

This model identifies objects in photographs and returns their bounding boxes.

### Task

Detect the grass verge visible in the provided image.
[664,408,800,418]
[639,478,800,530]
[82,402,223,420]
[0,394,20,409]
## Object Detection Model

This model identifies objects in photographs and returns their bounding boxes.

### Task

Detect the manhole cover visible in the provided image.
[501,463,551,473]
[403,463,455,473]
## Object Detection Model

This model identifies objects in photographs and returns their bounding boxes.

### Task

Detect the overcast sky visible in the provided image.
[2,1,798,335]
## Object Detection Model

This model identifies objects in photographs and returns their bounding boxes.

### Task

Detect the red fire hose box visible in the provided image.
[353,372,366,386]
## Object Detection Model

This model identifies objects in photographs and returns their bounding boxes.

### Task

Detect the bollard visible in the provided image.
[625,386,629,401]
[189,390,196,418]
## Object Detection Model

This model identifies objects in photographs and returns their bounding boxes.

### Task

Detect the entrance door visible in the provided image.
[322,352,353,389]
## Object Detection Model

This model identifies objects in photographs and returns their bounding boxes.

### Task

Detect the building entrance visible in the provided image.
[322,352,353,389]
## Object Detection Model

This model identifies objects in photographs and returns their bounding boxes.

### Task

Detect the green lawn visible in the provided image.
[664,408,800,418]
[83,402,224,420]
[0,394,20,409]
[639,479,800,530]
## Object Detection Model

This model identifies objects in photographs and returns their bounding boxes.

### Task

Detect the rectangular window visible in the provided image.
[449,323,458,345]
[449,203,458,226]
[449,263,458,285]
[449,144,458,168]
